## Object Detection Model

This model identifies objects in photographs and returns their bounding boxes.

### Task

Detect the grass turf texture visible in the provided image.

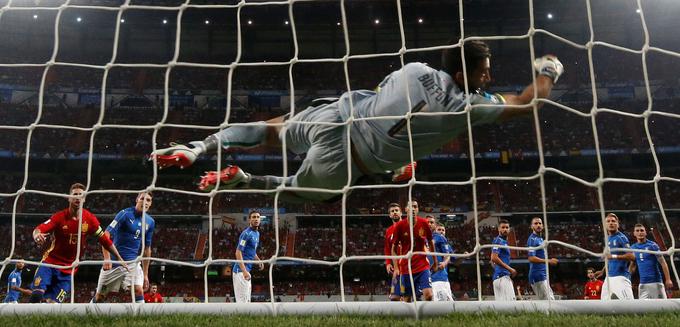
[2,313,680,327]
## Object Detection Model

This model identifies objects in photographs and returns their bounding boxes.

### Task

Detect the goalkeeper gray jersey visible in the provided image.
[337,62,505,173]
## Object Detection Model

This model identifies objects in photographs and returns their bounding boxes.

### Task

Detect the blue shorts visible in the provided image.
[389,275,402,297]
[400,270,432,298]
[32,266,71,303]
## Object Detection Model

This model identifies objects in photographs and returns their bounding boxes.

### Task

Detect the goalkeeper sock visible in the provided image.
[135,295,144,303]
[198,121,268,153]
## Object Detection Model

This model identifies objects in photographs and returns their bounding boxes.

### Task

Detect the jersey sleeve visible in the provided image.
[36,212,62,233]
[424,221,433,242]
[144,218,155,247]
[236,231,249,252]
[492,238,501,254]
[9,273,19,287]
[384,228,393,265]
[468,91,505,125]
[527,237,537,257]
[85,212,104,238]
[106,210,126,237]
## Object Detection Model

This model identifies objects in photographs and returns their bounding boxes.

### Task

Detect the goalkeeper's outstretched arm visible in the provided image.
[497,55,564,122]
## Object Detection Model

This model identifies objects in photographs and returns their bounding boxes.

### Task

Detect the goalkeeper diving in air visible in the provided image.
[150,41,563,202]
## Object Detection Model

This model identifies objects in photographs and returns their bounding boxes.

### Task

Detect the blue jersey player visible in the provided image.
[233,211,264,303]
[526,217,558,300]
[93,191,155,303]
[151,41,563,203]
[431,223,454,301]
[596,213,635,300]
[629,223,673,299]
[491,219,516,301]
[3,261,31,303]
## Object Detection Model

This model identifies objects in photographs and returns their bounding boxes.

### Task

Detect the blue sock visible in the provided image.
[135,295,144,303]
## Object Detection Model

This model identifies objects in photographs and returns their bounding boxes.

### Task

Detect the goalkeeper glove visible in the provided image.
[533,55,564,83]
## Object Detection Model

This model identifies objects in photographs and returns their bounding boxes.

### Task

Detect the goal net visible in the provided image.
[1,0,680,317]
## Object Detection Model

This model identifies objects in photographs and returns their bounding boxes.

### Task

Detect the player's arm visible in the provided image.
[496,55,564,121]
[102,211,125,270]
[490,244,516,276]
[428,236,438,270]
[142,220,155,290]
[33,214,60,245]
[608,244,635,262]
[254,254,264,271]
[384,233,394,274]
[657,253,674,289]
[93,224,128,271]
[390,239,401,275]
[628,260,637,275]
[235,232,251,279]
[235,248,250,280]
[9,277,32,296]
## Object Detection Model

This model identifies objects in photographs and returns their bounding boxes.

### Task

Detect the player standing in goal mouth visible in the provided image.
[92,191,156,304]
[151,41,563,202]
[30,183,127,303]
[233,210,264,303]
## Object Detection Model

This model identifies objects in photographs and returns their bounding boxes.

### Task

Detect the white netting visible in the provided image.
[0,0,679,317]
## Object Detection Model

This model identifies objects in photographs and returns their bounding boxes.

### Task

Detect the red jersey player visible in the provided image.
[30,183,127,303]
[384,203,403,301]
[583,267,604,300]
[391,201,437,302]
[144,283,164,303]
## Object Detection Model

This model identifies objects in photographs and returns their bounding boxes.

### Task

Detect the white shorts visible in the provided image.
[432,281,454,302]
[601,276,634,300]
[531,280,554,300]
[96,263,143,295]
[639,282,667,299]
[493,275,516,301]
[233,272,252,303]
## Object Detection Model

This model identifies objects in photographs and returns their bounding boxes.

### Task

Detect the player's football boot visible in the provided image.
[149,142,202,169]
[391,162,417,183]
[198,165,249,192]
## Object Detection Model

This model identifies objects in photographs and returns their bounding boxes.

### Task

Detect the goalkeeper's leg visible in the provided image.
[150,116,286,169]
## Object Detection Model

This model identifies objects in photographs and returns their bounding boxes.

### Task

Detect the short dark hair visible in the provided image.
[498,219,510,226]
[634,223,645,229]
[586,267,595,273]
[70,183,85,192]
[248,210,261,219]
[441,40,491,76]
[426,215,435,219]
[388,203,400,210]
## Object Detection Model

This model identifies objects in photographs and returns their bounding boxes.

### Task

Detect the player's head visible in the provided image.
[248,210,261,229]
[405,200,419,217]
[605,213,619,234]
[135,191,153,213]
[150,283,158,294]
[388,203,402,222]
[586,267,596,280]
[426,215,436,231]
[442,40,492,93]
[435,223,446,236]
[633,223,647,242]
[530,217,543,234]
[15,260,24,270]
[68,183,86,210]
[498,219,510,237]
